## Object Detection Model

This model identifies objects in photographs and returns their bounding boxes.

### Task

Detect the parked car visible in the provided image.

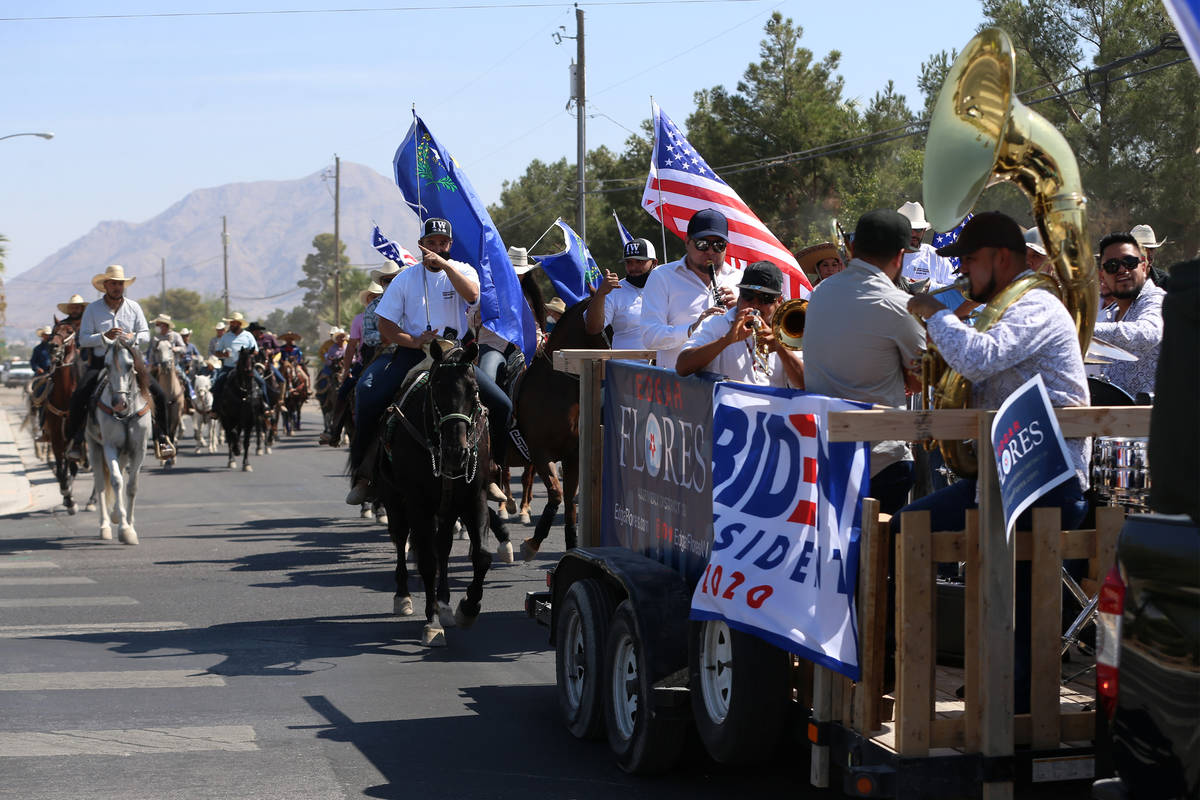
[3,361,34,387]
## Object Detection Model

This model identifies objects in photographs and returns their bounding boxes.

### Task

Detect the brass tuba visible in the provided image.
[920,27,1097,478]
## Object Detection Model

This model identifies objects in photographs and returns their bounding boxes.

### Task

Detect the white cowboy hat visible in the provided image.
[205,355,222,370]
[509,246,538,276]
[91,264,136,293]
[359,281,384,306]
[370,261,402,282]
[1130,224,1168,249]
[1023,227,1046,256]
[215,320,227,330]
[328,326,347,338]
[179,328,191,336]
[227,312,246,323]
[57,293,88,314]
[897,201,931,230]
[151,313,173,329]
[36,325,52,336]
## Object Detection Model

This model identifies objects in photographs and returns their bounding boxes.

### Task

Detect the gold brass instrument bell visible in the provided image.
[747,298,808,377]
[919,27,1098,478]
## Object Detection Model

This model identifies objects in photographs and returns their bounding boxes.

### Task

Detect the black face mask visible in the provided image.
[626,271,651,289]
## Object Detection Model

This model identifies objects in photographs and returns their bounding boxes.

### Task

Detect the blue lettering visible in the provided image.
[734,528,766,560]
[711,404,747,490]
[753,535,790,570]
[714,410,766,507]
[712,519,745,552]
[743,414,800,517]
[789,540,816,583]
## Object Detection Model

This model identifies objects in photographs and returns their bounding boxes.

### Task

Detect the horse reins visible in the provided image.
[390,360,487,482]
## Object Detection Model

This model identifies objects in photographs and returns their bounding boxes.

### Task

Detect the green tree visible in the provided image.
[297,233,369,327]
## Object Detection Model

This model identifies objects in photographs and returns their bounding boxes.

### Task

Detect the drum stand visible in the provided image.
[1060,567,1098,684]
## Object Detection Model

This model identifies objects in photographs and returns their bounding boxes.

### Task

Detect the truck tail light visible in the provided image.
[1095,565,1125,720]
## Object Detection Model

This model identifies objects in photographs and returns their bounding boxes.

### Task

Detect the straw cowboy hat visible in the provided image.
[359,281,384,306]
[226,312,246,323]
[179,328,192,337]
[370,261,402,282]
[57,293,88,314]
[205,355,222,370]
[546,297,566,316]
[329,327,348,339]
[897,201,931,230]
[280,331,303,343]
[509,246,538,276]
[1130,224,1168,249]
[91,264,136,293]
[151,313,173,329]
[36,325,52,336]
[214,320,228,330]
[796,242,839,275]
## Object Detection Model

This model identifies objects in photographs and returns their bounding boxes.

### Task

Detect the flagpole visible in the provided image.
[526,218,561,255]
[413,105,432,332]
[650,97,669,264]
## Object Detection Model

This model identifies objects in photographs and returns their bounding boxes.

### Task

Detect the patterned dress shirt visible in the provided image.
[926,274,1090,489]
[1093,282,1165,398]
[362,296,382,347]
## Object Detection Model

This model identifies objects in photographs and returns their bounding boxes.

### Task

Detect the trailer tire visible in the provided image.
[603,600,686,774]
[688,619,791,764]
[555,578,615,739]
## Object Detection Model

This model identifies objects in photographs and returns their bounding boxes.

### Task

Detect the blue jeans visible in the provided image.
[870,460,914,516]
[213,368,269,406]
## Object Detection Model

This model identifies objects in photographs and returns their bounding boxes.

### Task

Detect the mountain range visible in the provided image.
[5,161,420,341]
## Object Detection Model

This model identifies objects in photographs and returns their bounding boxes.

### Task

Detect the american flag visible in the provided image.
[640,103,812,299]
[612,210,634,246]
[372,225,418,267]
[930,213,973,270]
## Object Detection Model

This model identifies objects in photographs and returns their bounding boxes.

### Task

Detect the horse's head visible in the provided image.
[236,347,255,373]
[47,319,77,365]
[154,338,174,366]
[104,338,149,413]
[428,339,484,480]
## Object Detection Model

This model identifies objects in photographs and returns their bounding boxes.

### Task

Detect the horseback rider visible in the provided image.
[179,328,202,376]
[149,314,196,403]
[248,321,285,401]
[65,265,175,462]
[207,320,227,356]
[57,294,89,332]
[278,331,305,367]
[344,217,510,505]
[30,326,53,376]
[211,312,270,410]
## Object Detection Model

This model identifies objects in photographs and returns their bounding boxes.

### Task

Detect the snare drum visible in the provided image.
[1091,436,1151,509]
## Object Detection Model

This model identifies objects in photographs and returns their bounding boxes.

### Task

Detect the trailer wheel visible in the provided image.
[603,600,686,774]
[688,619,791,764]
[555,578,615,739]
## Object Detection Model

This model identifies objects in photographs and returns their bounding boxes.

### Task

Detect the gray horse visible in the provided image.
[85,338,152,545]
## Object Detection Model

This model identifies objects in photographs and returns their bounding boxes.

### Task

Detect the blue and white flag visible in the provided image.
[931,212,974,270]
[612,210,634,246]
[535,218,603,307]
[372,225,418,267]
[393,115,537,364]
[1162,0,1200,74]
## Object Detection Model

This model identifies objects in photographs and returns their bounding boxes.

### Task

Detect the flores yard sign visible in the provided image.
[690,383,871,680]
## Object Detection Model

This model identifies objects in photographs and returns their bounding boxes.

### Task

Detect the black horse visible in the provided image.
[373,340,495,647]
[215,348,264,472]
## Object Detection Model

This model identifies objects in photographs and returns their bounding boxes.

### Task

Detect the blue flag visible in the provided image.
[536,219,603,307]
[393,115,537,364]
[612,210,634,246]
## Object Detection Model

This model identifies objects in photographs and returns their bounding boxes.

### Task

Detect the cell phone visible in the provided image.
[932,287,968,310]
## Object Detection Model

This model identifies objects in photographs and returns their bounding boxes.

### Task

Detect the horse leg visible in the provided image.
[242,423,253,472]
[519,466,536,524]
[498,466,513,518]
[226,424,238,469]
[489,507,513,563]
[89,438,113,539]
[455,491,492,628]
[522,461,562,562]
[119,442,142,545]
[385,499,413,616]
[416,514,445,647]
[104,444,128,541]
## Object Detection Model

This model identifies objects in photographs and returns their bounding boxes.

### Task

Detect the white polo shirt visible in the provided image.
[375,262,476,339]
[902,243,957,288]
[681,307,791,388]
[640,257,740,370]
[600,280,649,350]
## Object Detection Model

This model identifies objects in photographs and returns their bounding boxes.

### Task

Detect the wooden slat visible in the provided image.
[931,530,965,563]
[854,499,883,734]
[1030,507,1063,749]
[1014,711,1094,745]
[931,717,966,749]
[827,406,1150,442]
[896,511,933,756]
[841,675,855,725]
[1092,506,1123,582]
[932,527,1098,563]
[552,348,654,374]
[964,510,982,753]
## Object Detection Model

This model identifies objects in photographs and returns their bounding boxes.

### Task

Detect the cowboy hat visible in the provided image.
[359,281,384,306]
[205,355,222,370]
[1130,224,1168,249]
[227,312,246,323]
[328,326,347,339]
[1023,227,1047,256]
[246,321,265,333]
[796,242,839,275]
[280,331,302,343]
[370,261,402,282]
[546,297,566,316]
[151,313,173,329]
[36,325,52,336]
[179,328,191,336]
[91,264,136,293]
[57,293,88,314]
[214,320,227,330]
[896,201,931,230]
[509,246,538,276]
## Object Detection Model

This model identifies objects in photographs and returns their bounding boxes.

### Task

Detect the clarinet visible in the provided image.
[707,261,721,306]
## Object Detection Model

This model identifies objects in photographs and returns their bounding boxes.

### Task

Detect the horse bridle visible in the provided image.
[394,358,487,482]
[100,340,150,422]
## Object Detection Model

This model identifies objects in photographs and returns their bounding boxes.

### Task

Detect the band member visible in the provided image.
[797,241,844,285]
[1023,227,1049,274]
[207,320,227,356]
[676,260,804,388]
[804,210,927,515]
[1093,231,1165,399]
[641,208,739,369]
[898,201,958,289]
[904,211,1090,714]
[585,238,657,349]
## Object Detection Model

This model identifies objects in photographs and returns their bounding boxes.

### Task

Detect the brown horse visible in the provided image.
[508,298,608,560]
[280,359,310,435]
[151,339,185,468]
[40,320,81,513]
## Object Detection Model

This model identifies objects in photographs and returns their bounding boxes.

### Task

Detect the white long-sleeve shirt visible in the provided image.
[1092,282,1165,398]
[902,243,958,289]
[78,297,150,359]
[640,257,739,370]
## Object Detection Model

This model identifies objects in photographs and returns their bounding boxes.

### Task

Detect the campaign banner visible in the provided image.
[690,383,871,680]
[991,374,1076,540]
[601,361,716,584]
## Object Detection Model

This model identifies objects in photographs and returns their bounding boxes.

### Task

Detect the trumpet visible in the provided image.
[745,298,808,378]
[745,311,773,377]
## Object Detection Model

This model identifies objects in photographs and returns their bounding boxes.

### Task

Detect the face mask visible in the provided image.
[626,272,651,289]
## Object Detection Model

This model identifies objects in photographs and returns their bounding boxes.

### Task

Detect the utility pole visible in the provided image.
[221,216,230,318]
[575,6,586,240]
[161,257,167,316]
[333,154,341,328]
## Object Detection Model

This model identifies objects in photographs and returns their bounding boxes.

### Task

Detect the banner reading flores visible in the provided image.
[690,384,870,680]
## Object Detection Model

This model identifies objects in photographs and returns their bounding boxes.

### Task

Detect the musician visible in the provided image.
[804,210,927,515]
[1130,223,1171,288]
[1093,231,1165,399]
[797,242,844,286]
[898,201,958,289]
[207,320,227,356]
[904,211,1090,714]
[346,217,509,506]
[585,238,657,349]
[1023,227,1049,274]
[641,208,739,369]
[66,265,174,462]
[676,260,804,389]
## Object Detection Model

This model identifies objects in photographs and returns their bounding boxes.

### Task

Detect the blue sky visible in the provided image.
[0,0,984,279]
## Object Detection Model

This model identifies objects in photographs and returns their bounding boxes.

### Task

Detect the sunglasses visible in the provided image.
[740,289,777,304]
[691,239,727,252]
[1101,255,1142,274]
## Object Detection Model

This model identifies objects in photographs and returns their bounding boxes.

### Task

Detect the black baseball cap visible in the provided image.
[623,238,657,261]
[853,209,920,257]
[421,218,452,239]
[737,261,784,296]
[686,208,728,241]
[935,211,1025,258]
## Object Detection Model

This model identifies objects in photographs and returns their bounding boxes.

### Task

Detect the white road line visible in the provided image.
[0,561,60,570]
[0,621,186,638]
[0,576,95,586]
[0,670,225,691]
[0,725,258,757]
[0,596,138,608]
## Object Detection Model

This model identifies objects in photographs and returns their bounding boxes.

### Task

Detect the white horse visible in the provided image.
[191,373,221,453]
[85,339,151,545]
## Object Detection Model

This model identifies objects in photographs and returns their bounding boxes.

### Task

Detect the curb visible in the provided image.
[0,407,34,516]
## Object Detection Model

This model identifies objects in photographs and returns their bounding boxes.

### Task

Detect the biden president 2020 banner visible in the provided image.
[690,383,871,680]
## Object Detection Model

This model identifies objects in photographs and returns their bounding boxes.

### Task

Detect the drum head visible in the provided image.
[1088,377,1133,406]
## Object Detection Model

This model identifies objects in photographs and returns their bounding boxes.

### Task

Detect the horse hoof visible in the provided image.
[85,503,96,512]
[360,507,374,520]
[521,538,540,562]
[265,447,272,455]
[377,514,388,527]
[454,521,467,541]
[394,596,414,616]
[227,460,236,469]
[99,526,113,540]
[66,505,77,517]
[118,527,138,545]
[497,507,509,520]
[437,601,457,629]
[496,541,514,564]
[454,599,479,629]
[505,497,517,515]
[242,464,253,472]
[519,512,531,525]
[421,624,446,648]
